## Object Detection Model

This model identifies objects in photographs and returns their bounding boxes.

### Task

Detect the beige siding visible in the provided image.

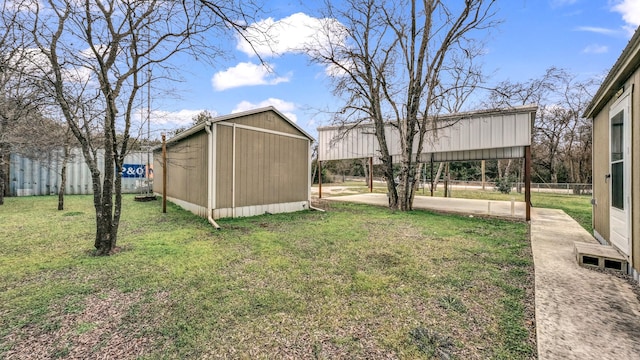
[156,108,312,220]
[593,70,640,272]
[632,72,640,271]
[225,111,302,137]
[153,131,208,208]
[215,125,233,209]
[592,105,610,241]
[153,151,161,194]
[215,123,309,209]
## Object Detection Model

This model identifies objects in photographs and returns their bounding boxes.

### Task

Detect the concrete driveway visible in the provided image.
[323,193,640,359]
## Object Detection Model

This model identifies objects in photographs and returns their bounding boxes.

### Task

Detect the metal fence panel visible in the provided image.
[9,149,153,196]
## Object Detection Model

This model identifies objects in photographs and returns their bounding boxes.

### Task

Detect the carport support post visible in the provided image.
[430,155,434,197]
[525,146,531,221]
[481,160,486,190]
[318,160,322,199]
[369,157,373,192]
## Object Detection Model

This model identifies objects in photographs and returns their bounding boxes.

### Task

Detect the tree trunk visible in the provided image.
[397,156,420,211]
[360,158,370,184]
[504,159,513,179]
[311,162,318,185]
[93,114,120,255]
[0,141,10,205]
[0,146,5,206]
[444,162,450,198]
[433,162,445,191]
[383,157,397,208]
[58,144,70,210]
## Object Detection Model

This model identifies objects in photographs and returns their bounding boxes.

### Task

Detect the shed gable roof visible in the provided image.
[213,106,314,141]
[584,25,640,118]
[158,106,314,150]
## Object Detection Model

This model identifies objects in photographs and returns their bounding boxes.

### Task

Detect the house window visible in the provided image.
[611,110,624,210]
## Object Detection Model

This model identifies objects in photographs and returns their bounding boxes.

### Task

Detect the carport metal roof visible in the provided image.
[317,105,537,163]
[315,105,537,220]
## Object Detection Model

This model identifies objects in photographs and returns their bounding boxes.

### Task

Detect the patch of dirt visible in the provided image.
[3,290,163,360]
[310,197,332,211]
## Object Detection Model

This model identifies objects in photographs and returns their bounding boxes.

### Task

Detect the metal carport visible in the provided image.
[316,105,537,220]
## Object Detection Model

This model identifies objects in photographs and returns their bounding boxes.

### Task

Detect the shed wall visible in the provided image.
[215,125,233,208]
[153,131,208,208]
[224,111,302,137]
[215,123,309,210]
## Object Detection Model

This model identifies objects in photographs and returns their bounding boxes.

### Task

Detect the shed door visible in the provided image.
[609,90,631,257]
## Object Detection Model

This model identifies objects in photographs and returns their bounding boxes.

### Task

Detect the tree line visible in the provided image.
[317,66,597,189]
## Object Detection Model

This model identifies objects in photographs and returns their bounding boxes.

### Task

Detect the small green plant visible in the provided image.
[75,322,98,335]
[409,327,454,359]
[438,294,467,313]
[494,177,514,194]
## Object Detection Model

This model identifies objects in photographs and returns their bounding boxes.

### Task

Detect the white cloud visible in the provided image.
[582,44,608,54]
[232,98,298,123]
[574,26,617,35]
[236,12,346,58]
[4,0,39,12]
[5,47,95,85]
[211,62,290,91]
[611,0,640,35]
[149,109,215,126]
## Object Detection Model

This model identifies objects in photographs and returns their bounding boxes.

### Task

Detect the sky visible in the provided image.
[147,0,640,140]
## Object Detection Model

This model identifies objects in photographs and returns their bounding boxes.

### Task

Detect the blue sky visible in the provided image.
[149,0,640,140]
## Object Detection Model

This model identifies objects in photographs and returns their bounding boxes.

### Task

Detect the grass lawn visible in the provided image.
[317,182,593,232]
[1,195,535,359]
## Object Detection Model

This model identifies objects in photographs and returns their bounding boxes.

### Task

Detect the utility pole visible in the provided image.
[162,133,167,213]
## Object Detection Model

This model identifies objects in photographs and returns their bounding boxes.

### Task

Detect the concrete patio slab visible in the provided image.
[324,193,526,219]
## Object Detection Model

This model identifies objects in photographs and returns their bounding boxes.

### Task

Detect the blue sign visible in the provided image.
[122,164,146,178]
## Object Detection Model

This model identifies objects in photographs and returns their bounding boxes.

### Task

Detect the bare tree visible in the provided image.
[487,67,597,185]
[486,67,564,184]
[0,1,42,204]
[12,0,259,255]
[556,75,596,188]
[312,0,497,210]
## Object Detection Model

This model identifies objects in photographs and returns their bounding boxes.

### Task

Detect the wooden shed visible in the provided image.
[153,107,314,222]
[584,26,640,281]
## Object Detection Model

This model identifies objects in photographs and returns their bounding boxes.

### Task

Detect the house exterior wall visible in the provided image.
[592,70,640,274]
[633,73,640,273]
[153,131,208,209]
[592,97,611,244]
